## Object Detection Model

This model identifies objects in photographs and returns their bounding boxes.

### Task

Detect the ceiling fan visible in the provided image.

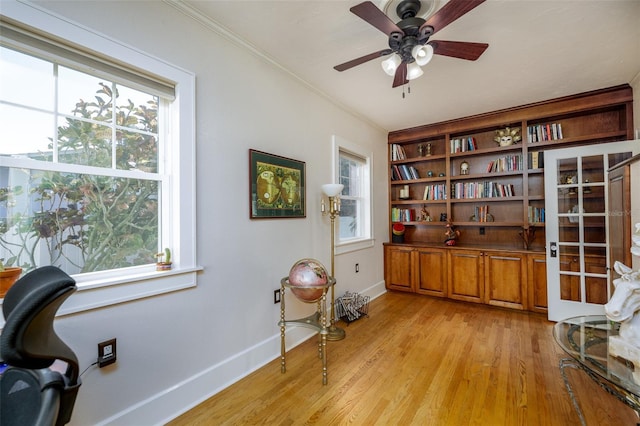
[334,0,489,88]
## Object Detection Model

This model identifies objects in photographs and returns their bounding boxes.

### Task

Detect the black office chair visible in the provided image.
[0,266,80,426]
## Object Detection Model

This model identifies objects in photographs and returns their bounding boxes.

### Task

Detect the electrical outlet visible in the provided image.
[274,289,281,304]
[355,263,359,273]
[98,338,117,368]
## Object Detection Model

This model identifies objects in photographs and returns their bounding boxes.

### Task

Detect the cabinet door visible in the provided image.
[384,245,414,292]
[484,252,527,310]
[416,248,447,297]
[448,250,483,303]
[608,164,631,282]
[527,254,547,313]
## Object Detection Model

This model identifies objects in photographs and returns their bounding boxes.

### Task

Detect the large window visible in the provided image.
[0,7,196,310]
[1,44,165,275]
[334,136,372,253]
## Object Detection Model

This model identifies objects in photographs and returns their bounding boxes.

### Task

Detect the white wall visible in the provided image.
[4,1,388,424]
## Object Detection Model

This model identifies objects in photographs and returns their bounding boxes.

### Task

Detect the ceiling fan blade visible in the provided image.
[351,1,404,36]
[429,40,488,61]
[392,63,408,88]
[421,0,486,35]
[334,49,392,72]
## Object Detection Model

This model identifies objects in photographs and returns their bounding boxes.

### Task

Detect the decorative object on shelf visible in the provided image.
[444,222,460,246]
[155,247,172,271]
[427,170,434,177]
[287,258,330,303]
[605,224,640,382]
[460,160,470,175]
[439,213,447,222]
[420,207,431,222]
[438,172,445,177]
[425,143,432,157]
[249,149,305,219]
[0,258,22,298]
[392,223,405,243]
[399,184,410,200]
[418,144,425,157]
[494,127,522,147]
[335,291,370,324]
[321,183,346,341]
[583,179,592,194]
[518,226,537,250]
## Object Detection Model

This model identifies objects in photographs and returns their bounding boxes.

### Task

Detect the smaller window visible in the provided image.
[333,136,372,252]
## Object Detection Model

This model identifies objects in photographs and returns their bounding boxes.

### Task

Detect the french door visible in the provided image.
[545,141,637,321]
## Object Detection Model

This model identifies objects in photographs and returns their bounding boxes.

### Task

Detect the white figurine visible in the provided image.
[605,223,640,382]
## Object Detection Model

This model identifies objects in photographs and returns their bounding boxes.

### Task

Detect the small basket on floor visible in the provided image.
[335,292,370,324]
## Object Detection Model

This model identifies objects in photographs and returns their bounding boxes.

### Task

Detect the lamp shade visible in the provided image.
[322,183,344,197]
[381,53,401,76]
[406,62,424,80]
[412,44,434,66]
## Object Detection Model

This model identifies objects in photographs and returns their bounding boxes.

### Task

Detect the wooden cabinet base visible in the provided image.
[385,243,546,313]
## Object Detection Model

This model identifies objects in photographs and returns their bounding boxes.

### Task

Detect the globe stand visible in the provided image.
[279,276,335,385]
[321,187,346,342]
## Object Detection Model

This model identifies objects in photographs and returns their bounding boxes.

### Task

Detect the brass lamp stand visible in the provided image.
[321,184,346,341]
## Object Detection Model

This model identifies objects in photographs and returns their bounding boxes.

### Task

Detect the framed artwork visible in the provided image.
[249,149,306,219]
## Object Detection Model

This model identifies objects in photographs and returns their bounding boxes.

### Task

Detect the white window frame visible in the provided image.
[0,1,198,324]
[332,135,373,255]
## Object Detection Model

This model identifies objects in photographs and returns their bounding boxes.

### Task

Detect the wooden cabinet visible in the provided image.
[448,249,527,309]
[415,247,447,297]
[384,245,447,297]
[484,251,527,310]
[385,244,546,312]
[448,249,484,303]
[384,245,413,292]
[527,253,547,313]
[607,154,639,280]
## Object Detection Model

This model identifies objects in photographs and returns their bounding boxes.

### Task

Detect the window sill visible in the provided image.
[0,266,202,330]
[336,238,375,255]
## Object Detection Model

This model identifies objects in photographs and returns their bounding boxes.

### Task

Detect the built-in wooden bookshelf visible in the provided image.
[387,84,634,251]
[384,84,634,312]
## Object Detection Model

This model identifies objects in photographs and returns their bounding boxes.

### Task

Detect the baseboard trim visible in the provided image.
[99,280,386,425]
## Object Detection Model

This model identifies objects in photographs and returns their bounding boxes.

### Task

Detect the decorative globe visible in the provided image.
[287,258,329,302]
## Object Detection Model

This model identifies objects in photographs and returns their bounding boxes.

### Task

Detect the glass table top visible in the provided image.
[553,315,640,400]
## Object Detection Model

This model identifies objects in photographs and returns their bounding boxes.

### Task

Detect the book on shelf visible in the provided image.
[390,144,407,161]
[450,137,477,153]
[391,207,416,222]
[528,206,545,223]
[486,154,523,172]
[527,123,563,143]
[528,151,544,169]
[451,181,515,199]
[474,205,491,222]
[423,184,447,200]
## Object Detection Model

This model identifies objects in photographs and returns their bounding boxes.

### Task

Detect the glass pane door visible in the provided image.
[545,142,636,321]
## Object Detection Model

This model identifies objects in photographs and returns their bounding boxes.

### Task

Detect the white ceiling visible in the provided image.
[178,0,640,132]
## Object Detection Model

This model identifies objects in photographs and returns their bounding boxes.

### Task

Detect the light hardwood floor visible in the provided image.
[168,292,638,425]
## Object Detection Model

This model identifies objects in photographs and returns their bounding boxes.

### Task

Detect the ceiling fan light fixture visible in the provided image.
[406,61,424,80]
[381,53,402,76]
[412,44,434,66]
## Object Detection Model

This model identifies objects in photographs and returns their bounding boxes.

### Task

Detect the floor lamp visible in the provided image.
[321,183,346,341]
